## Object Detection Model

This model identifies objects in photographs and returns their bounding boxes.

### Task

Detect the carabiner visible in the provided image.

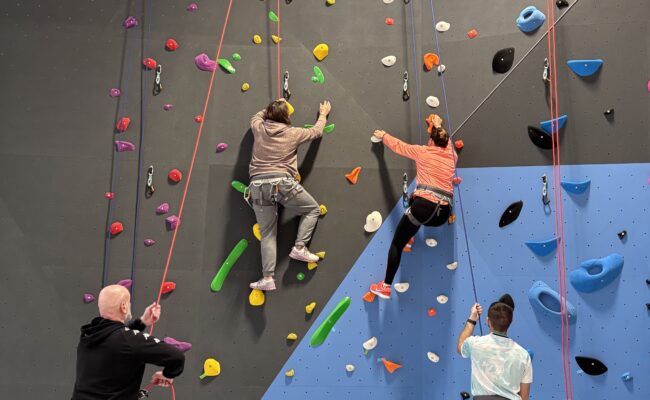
[146,165,155,198]
[153,64,162,95]
[542,174,550,205]
[402,172,409,206]
[283,71,291,100]
[402,71,410,101]
[542,58,550,84]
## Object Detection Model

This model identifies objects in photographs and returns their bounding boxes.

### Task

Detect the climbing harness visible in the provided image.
[402,71,410,101]
[402,173,409,207]
[153,64,162,95]
[283,71,291,99]
[405,202,441,227]
[542,174,550,205]
[146,165,155,198]
[543,58,551,84]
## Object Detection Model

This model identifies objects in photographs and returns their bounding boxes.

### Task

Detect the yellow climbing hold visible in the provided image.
[313,43,329,61]
[253,34,262,44]
[199,358,221,379]
[271,35,282,44]
[241,82,250,92]
[327,0,336,4]
[249,289,265,306]
[305,302,316,314]
[252,223,261,241]
[307,262,318,270]
[286,101,295,115]
[295,173,302,183]
[319,204,328,216]
[285,369,295,377]
[287,333,298,340]
[315,251,326,259]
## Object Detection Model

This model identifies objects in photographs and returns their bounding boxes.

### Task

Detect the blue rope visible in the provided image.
[102,0,141,287]
[428,0,483,334]
[406,0,424,144]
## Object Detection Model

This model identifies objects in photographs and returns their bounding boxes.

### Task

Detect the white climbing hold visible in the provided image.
[383,0,394,3]
[345,364,355,372]
[394,283,410,293]
[437,295,448,304]
[363,337,378,351]
[446,261,458,270]
[437,64,446,73]
[426,96,440,108]
[427,352,440,363]
[425,238,438,247]
[381,55,397,67]
[435,21,450,32]
[371,135,383,143]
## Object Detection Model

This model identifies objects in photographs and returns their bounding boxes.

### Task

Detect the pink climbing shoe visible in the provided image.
[289,246,319,263]
[370,281,392,299]
[249,278,276,291]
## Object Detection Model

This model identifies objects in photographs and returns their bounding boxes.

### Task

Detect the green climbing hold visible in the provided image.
[210,239,248,292]
[297,272,305,281]
[268,11,279,22]
[232,53,241,61]
[310,296,351,346]
[304,123,336,134]
[231,180,247,193]
[312,66,325,84]
[218,59,236,74]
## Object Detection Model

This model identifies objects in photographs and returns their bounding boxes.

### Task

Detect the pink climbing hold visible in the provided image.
[647,80,650,92]
[123,16,138,29]
[115,140,136,152]
[216,143,228,153]
[110,88,121,97]
[163,104,173,111]
[156,203,170,214]
[186,3,198,12]
[117,279,133,289]
[163,337,192,352]
[144,239,156,247]
[195,53,216,72]
[166,215,179,230]
[83,293,95,303]
[104,192,115,199]
[194,115,203,123]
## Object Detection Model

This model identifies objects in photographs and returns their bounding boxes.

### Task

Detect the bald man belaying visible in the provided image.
[71,285,185,400]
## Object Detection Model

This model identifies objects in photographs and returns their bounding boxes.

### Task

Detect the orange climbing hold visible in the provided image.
[385,18,394,25]
[454,140,464,150]
[345,167,361,184]
[381,358,402,374]
[423,53,440,71]
[427,307,437,317]
[467,29,478,39]
[403,237,414,252]
[116,117,131,132]
[452,176,462,185]
[362,291,376,302]
[425,114,438,133]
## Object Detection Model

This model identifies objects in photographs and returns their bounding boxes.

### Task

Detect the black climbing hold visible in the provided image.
[499,200,524,228]
[617,230,627,240]
[556,0,569,8]
[646,279,650,285]
[646,303,650,311]
[604,108,614,116]
[492,48,515,74]
[575,356,608,376]
[460,392,471,400]
[528,125,553,149]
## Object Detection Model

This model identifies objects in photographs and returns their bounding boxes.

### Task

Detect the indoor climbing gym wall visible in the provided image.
[0,0,648,399]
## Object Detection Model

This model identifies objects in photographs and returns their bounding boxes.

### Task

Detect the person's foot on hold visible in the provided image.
[289,245,319,263]
[249,277,276,291]
[370,281,391,299]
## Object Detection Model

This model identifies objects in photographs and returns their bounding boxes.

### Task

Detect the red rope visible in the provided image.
[150,0,234,335]
[144,382,176,400]
[276,0,282,98]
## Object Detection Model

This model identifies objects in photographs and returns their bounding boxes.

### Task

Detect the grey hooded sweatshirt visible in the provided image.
[249,110,327,179]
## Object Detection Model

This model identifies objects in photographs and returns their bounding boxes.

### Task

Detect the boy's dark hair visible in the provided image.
[488,294,515,332]
[264,100,291,125]
[430,127,449,148]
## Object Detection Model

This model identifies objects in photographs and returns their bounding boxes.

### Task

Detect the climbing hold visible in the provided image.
[383,0,394,3]
[394,283,409,293]
[567,59,603,77]
[285,369,295,377]
[166,215,179,230]
[165,38,179,51]
[305,302,316,314]
[525,237,559,256]
[326,0,335,5]
[452,176,462,185]
[454,140,464,150]
[461,392,471,400]
[249,289,265,306]
[617,230,627,240]
[210,239,248,292]
[448,214,456,224]
[318,204,328,216]
[446,261,458,270]
[216,143,228,153]
[117,279,132,289]
[437,295,448,304]
[436,21,450,32]
[168,169,182,183]
[115,141,135,152]
[426,96,440,108]
[346,167,362,184]
[364,211,383,233]
[200,358,220,379]
[195,53,216,72]
[231,53,241,61]
[385,18,394,25]
[303,123,335,133]
[194,115,204,123]
[540,114,568,134]
[425,238,438,247]
[217,59,236,74]
[144,239,156,247]
[603,108,614,118]
[161,282,176,294]
[647,80,650,92]
[239,82,250,92]
[315,251,326,259]
[123,16,138,29]
[116,117,131,132]
[492,48,515,73]
[560,179,590,194]
[83,293,95,303]
[403,237,414,253]
[250,224,262,242]
[467,29,478,39]
[287,333,298,340]
[286,101,295,116]
[313,43,329,61]
[371,135,383,143]
[528,125,553,149]
[142,58,157,70]
[381,358,402,374]
[425,114,439,133]
[271,35,282,44]
[156,203,170,214]
[570,253,624,293]
[437,64,446,74]
[268,11,279,22]
[311,66,325,84]
[427,352,440,363]
[556,0,569,8]
[575,356,607,376]
[109,88,121,97]
[363,337,378,353]
[381,55,397,67]
[296,272,305,281]
[309,297,351,346]
[252,35,262,44]
[427,308,437,317]
[362,291,376,302]
[163,337,192,352]
[186,3,198,12]
[423,53,439,70]
[499,200,524,227]
[528,280,577,320]
[345,364,355,372]
[516,6,546,33]
[163,104,173,111]
[307,262,318,270]
[231,180,247,194]
[621,372,632,381]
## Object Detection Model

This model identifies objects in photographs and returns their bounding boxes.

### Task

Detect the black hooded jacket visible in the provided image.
[71,317,185,400]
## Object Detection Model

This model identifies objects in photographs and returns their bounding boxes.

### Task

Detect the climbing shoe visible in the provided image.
[289,246,319,263]
[370,281,392,299]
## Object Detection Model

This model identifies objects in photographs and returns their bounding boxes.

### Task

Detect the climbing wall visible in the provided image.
[0,0,648,399]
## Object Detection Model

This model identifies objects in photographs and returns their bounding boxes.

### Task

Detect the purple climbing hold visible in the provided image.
[115,141,136,152]
[166,215,179,230]
[163,337,193,352]
[110,88,121,98]
[156,203,170,214]
[163,104,173,111]
[216,143,228,153]
[117,279,133,289]
[83,293,95,303]
[186,3,198,12]
[123,16,138,29]
[144,239,156,247]
[195,53,216,72]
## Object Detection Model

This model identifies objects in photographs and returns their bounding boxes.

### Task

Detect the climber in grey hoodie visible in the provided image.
[247,98,332,291]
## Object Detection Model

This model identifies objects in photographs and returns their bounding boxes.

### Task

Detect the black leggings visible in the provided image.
[384,197,451,285]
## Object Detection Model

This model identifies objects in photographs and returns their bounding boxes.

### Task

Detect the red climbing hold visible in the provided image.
[362,291,376,303]
[165,38,179,51]
[161,281,177,294]
[454,140,464,150]
[194,115,203,123]
[116,117,131,132]
[110,222,124,236]
[381,358,403,374]
[452,176,462,185]
[467,29,478,39]
[427,307,437,317]
[142,58,157,69]
[168,169,182,183]
[403,237,414,252]
[385,18,394,25]
[104,192,115,199]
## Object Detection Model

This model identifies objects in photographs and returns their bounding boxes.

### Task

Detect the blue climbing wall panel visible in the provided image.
[263,163,650,400]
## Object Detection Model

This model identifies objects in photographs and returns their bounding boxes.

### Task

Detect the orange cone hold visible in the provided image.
[362,291,376,302]
[403,237,414,252]
[423,53,440,71]
[346,167,362,184]
[467,29,478,39]
[381,358,402,374]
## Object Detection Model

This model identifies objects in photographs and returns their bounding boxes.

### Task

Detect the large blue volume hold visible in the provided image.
[540,114,568,134]
[516,6,546,33]
[570,253,623,293]
[525,237,559,256]
[560,179,591,194]
[567,59,604,77]
[528,281,577,322]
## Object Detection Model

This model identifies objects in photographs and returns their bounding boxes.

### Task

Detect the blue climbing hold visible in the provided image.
[621,372,632,381]
[569,253,623,293]
[560,179,591,194]
[540,114,567,134]
[528,281,577,321]
[516,6,546,33]
[525,237,559,256]
[567,59,603,77]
